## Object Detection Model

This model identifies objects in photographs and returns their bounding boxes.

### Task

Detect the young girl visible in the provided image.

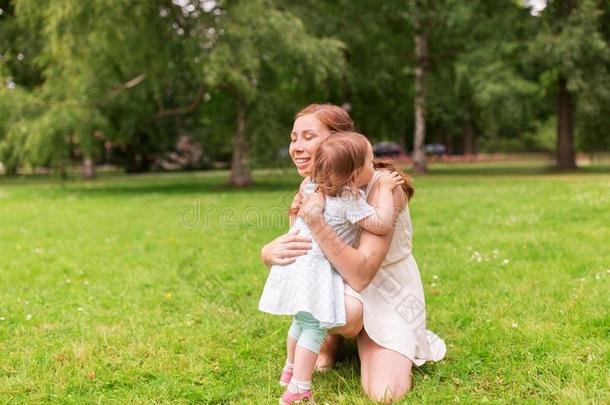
[258,132,404,404]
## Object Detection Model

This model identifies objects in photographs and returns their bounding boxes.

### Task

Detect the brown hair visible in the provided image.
[373,160,415,201]
[295,103,355,133]
[312,132,370,197]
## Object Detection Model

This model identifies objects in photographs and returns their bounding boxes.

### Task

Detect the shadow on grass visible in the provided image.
[2,164,609,198]
[17,170,301,197]
[422,164,610,177]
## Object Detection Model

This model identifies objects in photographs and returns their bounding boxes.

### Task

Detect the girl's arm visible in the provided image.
[357,172,404,235]
[300,178,407,292]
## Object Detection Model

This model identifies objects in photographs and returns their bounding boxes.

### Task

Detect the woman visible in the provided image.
[261,104,445,403]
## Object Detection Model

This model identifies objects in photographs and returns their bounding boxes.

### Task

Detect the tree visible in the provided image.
[411,0,428,173]
[2,0,207,176]
[530,0,610,169]
[203,0,344,186]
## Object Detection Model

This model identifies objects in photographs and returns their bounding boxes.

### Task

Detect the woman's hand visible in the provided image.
[298,191,326,228]
[378,170,405,190]
[261,229,312,268]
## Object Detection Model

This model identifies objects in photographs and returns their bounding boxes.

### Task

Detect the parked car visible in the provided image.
[425,143,447,156]
[373,141,402,158]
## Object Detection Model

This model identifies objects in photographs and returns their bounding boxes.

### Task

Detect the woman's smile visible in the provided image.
[293,157,311,170]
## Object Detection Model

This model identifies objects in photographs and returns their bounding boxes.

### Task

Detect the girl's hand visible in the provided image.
[261,229,312,267]
[378,171,405,190]
[298,191,326,227]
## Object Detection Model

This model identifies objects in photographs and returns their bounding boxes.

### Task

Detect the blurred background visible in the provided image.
[1,0,609,185]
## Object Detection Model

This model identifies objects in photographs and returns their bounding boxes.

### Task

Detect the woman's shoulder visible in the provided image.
[367,172,408,210]
[300,177,316,195]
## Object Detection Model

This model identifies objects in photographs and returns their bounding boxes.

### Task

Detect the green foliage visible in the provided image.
[1,0,609,175]
[529,0,610,151]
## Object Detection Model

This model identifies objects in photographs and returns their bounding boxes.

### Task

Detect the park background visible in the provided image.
[0,0,609,403]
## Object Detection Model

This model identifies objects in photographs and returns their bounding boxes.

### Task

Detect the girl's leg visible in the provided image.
[291,312,326,382]
[358,330,413,403]
[281,313,326,403]
[292,345,318,382]
[316,295,363,371]
[286,335,298,364]
[280,318,303,386]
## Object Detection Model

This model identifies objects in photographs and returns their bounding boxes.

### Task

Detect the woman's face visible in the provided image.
[289,113,331,177]
[354,143,375,187]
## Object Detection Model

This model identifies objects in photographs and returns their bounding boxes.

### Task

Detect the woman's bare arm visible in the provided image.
[260,230,312,268]
[300,178,406,291]
[262,178,314,268]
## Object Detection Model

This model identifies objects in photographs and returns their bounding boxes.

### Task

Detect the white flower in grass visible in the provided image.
[26,314,32,321]
[34,247,44,255]
[431,283,437,287]
[511,321,518,328]
[470,251,482,262]
[83,280,90,286]
[432,275,438,280]
[492,249,500,259]
[0,317,6,321]
[501,259,510,265]
[77,307,84,312]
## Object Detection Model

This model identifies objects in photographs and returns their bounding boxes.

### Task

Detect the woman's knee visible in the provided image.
[358,332,413,403]
[363,377,412,403]
[336,295,363,338]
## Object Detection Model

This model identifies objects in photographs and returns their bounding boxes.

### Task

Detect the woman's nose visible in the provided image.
[293,138,305,151]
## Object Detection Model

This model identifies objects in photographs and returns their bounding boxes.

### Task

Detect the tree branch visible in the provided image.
[96,73,147,106]
[148,87,206,122]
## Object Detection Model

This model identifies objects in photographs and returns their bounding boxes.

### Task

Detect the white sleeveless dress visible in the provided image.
[345,171,447,366]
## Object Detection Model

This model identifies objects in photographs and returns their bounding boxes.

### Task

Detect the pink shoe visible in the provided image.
[279,389,315,404]
[279,368,293,387]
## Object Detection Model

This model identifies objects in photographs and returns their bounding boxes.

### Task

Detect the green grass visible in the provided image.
[1,163,609,404]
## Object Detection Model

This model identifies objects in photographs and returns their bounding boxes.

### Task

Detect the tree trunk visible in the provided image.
[463,119,477,155]
[412,0,428,173]
[556,77,576,169]
[82,156,96,179]
[58,159,68,179]
[228,98,252,187]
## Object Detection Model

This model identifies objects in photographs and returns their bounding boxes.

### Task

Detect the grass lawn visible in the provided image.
[0,163,609,404]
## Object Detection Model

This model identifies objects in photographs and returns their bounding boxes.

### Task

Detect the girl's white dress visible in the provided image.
[258,182,375,329]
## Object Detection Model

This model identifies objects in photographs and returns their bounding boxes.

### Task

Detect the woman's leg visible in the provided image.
[358,331,413,403]
[315,295,363,371]
[330,295,364,338]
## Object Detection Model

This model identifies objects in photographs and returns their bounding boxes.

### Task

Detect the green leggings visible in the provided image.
[288,312,328,354]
